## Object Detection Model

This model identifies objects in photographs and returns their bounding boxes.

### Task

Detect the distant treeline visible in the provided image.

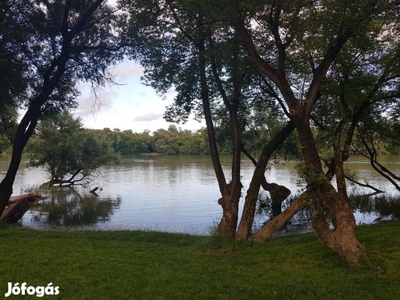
[16,122,398,158]
[101,125,210,155]
[89,124,302,158]
[93,125,400,158]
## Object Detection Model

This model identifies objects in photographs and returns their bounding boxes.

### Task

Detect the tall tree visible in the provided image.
[121,0,399,265]
[226,0,398,265]
[0,0,125,217]
[120,0,300,239]
[120,0,242,237]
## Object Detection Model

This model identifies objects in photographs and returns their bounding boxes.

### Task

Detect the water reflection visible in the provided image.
[253,191,314,235]
[351,194,400,221]
[1,155,398,234]
[253,191,400,235]
[26,186,121,228]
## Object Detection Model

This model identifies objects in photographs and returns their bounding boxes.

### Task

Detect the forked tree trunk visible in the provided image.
[296,119,365,265]
[310,183,365,266]
[217,183,241,238]
[230,0,368,265]
[198,19,244,239]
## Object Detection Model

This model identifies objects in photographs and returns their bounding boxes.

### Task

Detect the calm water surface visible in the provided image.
[1,155,399,235]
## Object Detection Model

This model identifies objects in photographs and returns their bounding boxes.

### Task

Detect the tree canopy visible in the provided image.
[29,112,117,186]
[0,0,125,215]
[1,0,399,267]
[118,0,400,265]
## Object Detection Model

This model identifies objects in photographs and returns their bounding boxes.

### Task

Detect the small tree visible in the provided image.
[29,112,117,186]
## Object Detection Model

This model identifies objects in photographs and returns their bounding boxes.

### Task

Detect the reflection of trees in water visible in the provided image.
[253,191,314,235]
[254,192,400,234]
[350,194,400,220]
[30,187,121,226]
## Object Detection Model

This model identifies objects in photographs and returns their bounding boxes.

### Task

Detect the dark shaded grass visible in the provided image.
[0,221,399,299]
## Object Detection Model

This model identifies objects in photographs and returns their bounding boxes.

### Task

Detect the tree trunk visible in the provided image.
[250,194,307,242]
[295,117,365,265]
[230,0,369,265]
[197,13,243,239]
[310,184,365,266]
[0,191,43,222]
[0,108,38,217]
[217,183,241,238]
[262,180,291,216]
[236,121,295,240]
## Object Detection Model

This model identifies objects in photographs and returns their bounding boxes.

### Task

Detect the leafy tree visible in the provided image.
[121,0,399,265]
[0,0,125,216]
[28,112,117,185]
[226,0,399,264]
[0,1,28,153]
[313,28,400,192]
[120,0,297,240]
[92,126,208,156]
[121,0,242,237]
[111,129,152,155]
[151,125,208,155]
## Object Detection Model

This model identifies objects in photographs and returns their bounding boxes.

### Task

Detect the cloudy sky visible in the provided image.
[72,0,204,133]
[74,60,203,133]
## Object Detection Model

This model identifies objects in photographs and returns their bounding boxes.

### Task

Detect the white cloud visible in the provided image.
[134,113,163,122]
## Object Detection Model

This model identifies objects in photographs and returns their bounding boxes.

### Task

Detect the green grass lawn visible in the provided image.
[0,221,399,299]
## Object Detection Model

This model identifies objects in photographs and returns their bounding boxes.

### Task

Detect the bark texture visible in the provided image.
[296,120,365,266]
[239,11,366,260]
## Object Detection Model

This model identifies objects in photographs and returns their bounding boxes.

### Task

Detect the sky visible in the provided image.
[74,60,204,133]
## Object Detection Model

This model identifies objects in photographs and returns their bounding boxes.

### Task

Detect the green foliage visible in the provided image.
[310,1,400,158]
[0,1,28,153]
[28,112,117,185]
[0,0,126,128]
[295,162,321,186]
[107,125,209,155]
[0,0,127,216]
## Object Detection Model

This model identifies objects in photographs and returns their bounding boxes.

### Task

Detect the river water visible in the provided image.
[1,155,399,235]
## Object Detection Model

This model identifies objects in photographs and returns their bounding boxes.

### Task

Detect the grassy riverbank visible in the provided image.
[0,221,399,299]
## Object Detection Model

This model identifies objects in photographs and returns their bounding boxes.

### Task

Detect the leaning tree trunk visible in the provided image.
[0,191,43,222]
[250,194,307,242]
[0,108,39,217]
[236,121,295,240]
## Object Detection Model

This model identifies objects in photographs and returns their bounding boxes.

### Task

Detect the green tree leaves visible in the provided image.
[29,112,117,185]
